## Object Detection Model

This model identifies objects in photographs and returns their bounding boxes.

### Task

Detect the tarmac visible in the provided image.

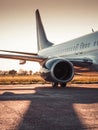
[0,84,98,130]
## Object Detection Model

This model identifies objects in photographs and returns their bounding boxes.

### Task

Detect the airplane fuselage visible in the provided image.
[38,31,98,64]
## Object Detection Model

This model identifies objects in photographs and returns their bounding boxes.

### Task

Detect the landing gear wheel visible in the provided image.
[52,83,58,88]
[60,83,67,88]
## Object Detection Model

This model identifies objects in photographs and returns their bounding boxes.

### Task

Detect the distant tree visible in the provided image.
[29,70,33,75]
[2,71,9,76]
[23,70,28,75]
[9,70,17,77]
[18,69,28,75]
[33,72,40,76]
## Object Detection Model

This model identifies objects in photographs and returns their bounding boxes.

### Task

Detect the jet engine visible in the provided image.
[40,58,74,84]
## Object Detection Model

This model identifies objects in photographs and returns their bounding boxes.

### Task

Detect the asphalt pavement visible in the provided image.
[0,84,98,130]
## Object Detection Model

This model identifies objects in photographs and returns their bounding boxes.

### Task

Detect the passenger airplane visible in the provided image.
[0,9,98,87]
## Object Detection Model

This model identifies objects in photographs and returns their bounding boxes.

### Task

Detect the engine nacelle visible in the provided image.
[40,58,74,83]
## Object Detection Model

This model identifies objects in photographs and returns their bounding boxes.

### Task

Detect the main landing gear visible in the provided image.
[52,82,67,88]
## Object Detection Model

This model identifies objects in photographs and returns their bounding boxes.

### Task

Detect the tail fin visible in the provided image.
[36,9,53,51]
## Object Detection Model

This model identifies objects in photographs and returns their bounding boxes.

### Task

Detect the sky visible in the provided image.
[0,0,98,72]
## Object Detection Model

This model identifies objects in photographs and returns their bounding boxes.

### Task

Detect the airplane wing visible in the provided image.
[0,53,47,63]
[0,50,37,56]
[0,49,48,64]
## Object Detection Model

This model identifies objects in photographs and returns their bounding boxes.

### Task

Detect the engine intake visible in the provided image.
[40,58,74,83]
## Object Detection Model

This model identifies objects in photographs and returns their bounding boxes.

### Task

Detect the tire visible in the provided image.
[60,83,67,88]
[52,83,58,88]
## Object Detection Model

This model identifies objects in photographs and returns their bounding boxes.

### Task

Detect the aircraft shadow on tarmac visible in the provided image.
[0,86,98,130]
[0,86,98,103]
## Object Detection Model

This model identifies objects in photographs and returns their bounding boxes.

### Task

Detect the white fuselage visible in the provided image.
[38,31,98,64]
